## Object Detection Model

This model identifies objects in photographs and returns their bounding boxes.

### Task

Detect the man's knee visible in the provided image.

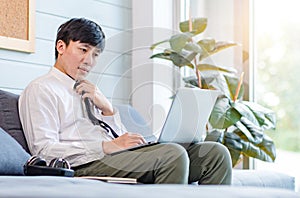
[207,142,232,167]
[153,143,189,183]
[213,143,231,159]
[157,143,189,169]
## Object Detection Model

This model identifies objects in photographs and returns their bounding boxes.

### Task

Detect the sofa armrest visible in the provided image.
[232,169,295,191]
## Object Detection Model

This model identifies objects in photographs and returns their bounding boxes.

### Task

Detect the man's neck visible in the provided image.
[54,62,66,75]
[54,63,74,80]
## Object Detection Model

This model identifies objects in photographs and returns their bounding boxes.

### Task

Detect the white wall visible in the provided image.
[0,0,132,104]
[132,0,181,134]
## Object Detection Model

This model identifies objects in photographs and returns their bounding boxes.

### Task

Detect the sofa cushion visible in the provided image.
[0,89,30,153]
[114,104,152,138]
[0,127,31,175]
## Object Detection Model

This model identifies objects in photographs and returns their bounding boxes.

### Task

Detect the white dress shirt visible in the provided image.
[19,67,126,166]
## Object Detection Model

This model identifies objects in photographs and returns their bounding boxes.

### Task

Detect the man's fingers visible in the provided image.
[127,133,147,144]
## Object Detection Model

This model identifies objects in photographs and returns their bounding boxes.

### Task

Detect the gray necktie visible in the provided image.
[74,81,119,139]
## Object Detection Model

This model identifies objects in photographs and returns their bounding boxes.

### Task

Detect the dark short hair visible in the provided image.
[55,18,105,59]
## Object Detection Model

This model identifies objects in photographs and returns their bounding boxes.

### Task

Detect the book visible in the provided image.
[76,176,137,184]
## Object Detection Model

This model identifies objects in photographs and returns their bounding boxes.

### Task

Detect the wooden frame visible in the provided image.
[0,0,35,53]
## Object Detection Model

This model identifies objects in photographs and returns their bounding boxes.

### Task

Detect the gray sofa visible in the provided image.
[0,89,298,198]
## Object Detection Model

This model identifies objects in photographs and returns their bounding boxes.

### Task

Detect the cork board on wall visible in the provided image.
[0,0,29,40]
[0,0,35,53]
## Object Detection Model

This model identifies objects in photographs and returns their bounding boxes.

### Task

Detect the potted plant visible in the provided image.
[150,17,276,167]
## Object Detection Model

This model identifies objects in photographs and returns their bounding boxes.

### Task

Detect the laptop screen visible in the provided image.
[158,88,220,143]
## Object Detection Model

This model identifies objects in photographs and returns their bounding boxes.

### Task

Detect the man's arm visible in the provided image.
[73,79,113,115]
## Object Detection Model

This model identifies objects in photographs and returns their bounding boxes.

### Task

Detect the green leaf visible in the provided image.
[232,102,260,126]
[200,74,227,90]
[150,39,169,50]
[182,66,237,91]
[197,64,236,73]
[199,41,238,61]
[169,33,192,52]
[224,75,244,100]
[184,43,202,53]
[209,97,241,129]
[185,52,197,62]
[228,148,242,167]
[169,52,194,68]
[223,132,243,166]
[204,130,224,143]
[234,118,264,144]
[150,51,194,69]
[241,140,274,162]
[242,101,276,130]
[199,73,237,96]
[241,135,276,162]
[230,127,276,163]
[183,76,200,88]
[150,52,171,61]
[215,41,238,51]
[179,18,207,35]
[234,121,256,143]
[257,134,276,161]
[198,38,216,52]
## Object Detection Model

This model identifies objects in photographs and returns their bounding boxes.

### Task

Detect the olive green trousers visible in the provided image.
[73,142,232,184]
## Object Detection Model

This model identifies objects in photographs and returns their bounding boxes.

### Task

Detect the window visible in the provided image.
[253,0,300,191]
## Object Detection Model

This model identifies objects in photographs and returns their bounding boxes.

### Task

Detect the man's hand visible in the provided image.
[74,79,113,116]
[102,133,147,154]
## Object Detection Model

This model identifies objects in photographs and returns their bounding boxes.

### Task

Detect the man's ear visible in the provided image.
[56,40,66,56]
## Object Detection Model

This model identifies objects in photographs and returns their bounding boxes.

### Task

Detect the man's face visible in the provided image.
[55,40,101,80]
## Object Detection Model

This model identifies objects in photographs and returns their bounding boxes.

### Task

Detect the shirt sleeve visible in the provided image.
[94,106,127,137]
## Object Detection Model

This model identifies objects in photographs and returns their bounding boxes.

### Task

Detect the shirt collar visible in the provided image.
[50,67,75,90]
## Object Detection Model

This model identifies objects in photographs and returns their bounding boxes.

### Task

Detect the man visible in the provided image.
[19,18,232,184]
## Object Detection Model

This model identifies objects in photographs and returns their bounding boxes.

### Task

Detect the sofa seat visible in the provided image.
[0,176,299,198]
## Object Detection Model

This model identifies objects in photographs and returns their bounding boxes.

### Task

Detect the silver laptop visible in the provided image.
[110,87,220,155]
